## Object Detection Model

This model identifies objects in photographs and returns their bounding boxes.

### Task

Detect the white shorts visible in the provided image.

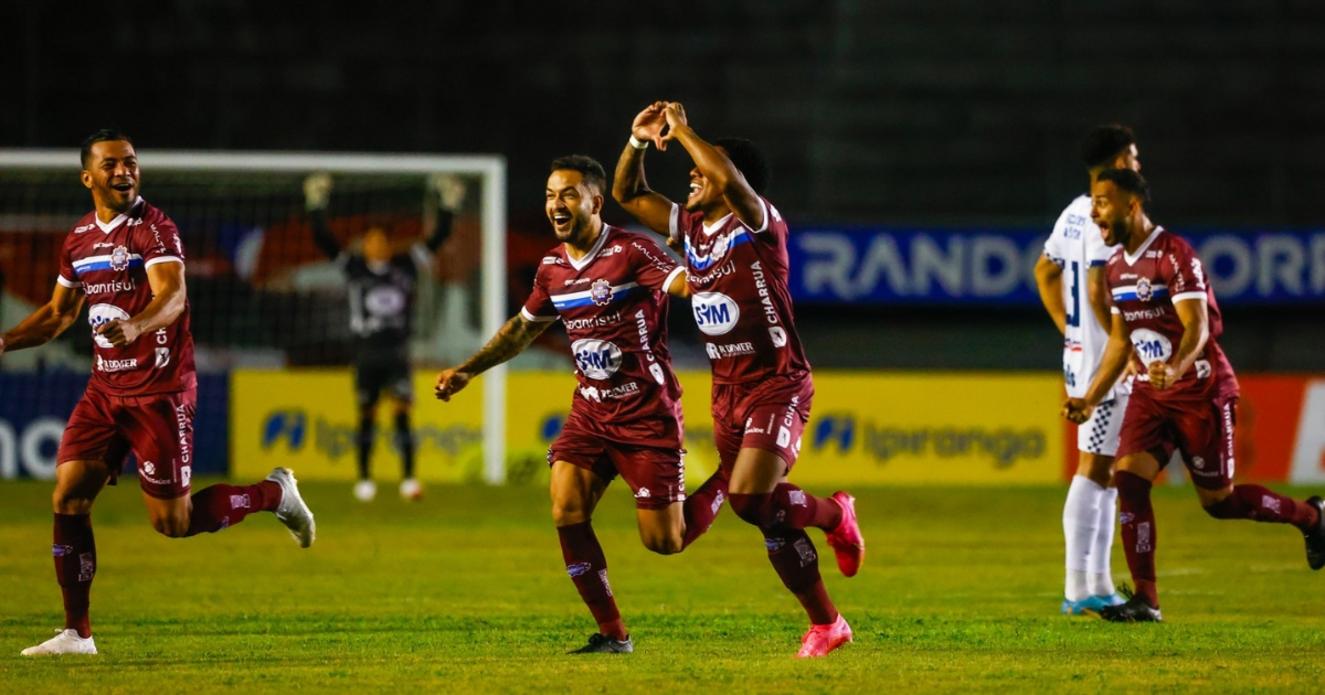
[1078,391,1128,456]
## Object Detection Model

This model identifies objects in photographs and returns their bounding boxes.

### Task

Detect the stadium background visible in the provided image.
[3,2,1322,489]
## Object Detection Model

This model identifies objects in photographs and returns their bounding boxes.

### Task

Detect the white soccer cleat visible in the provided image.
[267,467,316,548]
[399,478,422,501]
[20,629,97,656]
[353,479,377,502]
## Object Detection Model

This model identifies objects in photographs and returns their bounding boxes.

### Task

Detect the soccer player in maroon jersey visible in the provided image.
[613,102,864,657]
[1,130,317,656]
[1064,168,1325,622]
[435,155,726,654]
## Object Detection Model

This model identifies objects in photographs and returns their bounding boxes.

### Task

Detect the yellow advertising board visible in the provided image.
[233,369,1062,485]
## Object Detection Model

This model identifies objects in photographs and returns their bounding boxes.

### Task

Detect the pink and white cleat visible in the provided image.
[796,614,853,658]
[824,491,864,577]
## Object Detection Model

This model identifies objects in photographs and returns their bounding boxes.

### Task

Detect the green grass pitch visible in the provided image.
[2,479,1324,692]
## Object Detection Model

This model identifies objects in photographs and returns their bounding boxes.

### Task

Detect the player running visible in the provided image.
[612,102,864,657]
[2,130,315,656]
[1034,125,1139,615]
[1064,168,1325,622]
[303,172,464,502]
[434,155,726,654]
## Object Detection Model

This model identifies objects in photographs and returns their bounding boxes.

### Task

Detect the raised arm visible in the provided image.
[1063,312,1134,423]
[661,102,765,231]
[1033,254,1067,336]
[0,281,86,356]
[611,102,675,236]
[95,261,187,348]
[419,173,465,254]
[433,314,552,401]
[303,172,341,260]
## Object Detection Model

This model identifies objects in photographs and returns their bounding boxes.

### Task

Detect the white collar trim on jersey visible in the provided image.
[565,222,612,271]
[94,196,145,234]
[701,212,734,237]
[1123,225,1164,266]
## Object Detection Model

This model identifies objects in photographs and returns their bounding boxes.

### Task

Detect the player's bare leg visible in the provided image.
[1194,478,1325,570]
[22,460,109,655]
[550,461,631,653]
[1062,452,1121,614]
[1102,452,1163,622]
[392,399,421,501]
[636,469,729,554]
[727,447,856,657]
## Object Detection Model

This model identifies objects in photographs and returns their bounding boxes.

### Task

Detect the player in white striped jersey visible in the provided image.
[1034,125,1140,615]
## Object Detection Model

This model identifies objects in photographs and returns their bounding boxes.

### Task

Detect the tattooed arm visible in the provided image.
[434,314,553,401]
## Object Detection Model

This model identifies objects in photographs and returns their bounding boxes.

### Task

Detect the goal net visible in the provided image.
[0,150,508,484]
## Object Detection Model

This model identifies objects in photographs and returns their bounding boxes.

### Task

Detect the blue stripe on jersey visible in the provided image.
[552,285,642,310]
[74,258,144,275]
[685,229,752,271]
[1112,287,1169,302]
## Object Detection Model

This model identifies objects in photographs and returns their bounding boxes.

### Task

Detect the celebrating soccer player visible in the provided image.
[303,172,464,502]
[612,102,864,657]
[434,155,726,654]
[1063,169,1325,622]
[2,130,316,656]
[1035,125,1140,615]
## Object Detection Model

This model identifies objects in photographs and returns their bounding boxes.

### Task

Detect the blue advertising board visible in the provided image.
[0,370,229,480]
[788,228,1325,305]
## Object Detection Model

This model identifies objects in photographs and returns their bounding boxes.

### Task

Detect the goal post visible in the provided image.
[0,149,509,484]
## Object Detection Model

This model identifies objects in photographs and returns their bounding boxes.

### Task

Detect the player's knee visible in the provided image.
[643,530,684,555]
[150,511,191,538]
[52,489,94,515]
[551,501,589,526]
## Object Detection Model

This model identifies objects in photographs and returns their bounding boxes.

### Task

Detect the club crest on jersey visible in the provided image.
[590,278,613,306]
[1135,277,1153,302]
[710,232,732,260]
[110,245,131,272]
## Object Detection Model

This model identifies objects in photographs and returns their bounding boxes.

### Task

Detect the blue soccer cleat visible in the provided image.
[1061,594,1121,615]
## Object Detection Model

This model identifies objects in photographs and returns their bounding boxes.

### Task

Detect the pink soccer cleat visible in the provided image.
[796,614,853,658]
[824,491,864,577]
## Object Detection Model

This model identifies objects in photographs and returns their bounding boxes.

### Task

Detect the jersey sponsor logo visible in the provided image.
[82,279,137,295]
[692,292,739,336]
[1130,328,1173,364]
[88,303,132,348]
[688,260,735,287]
[572,339,623,380]
[542,256,563,265]
[564,311,621,330]
[95,355,138,372]
[1123,307,1167,321]
[74,223,96,234]
[632,309,666,385]
[590,278,614,306]
[751,261,781,326]
[93,241,115,250]
[599,244,624,258]
[705,341,755,360]
[564,277,592,286]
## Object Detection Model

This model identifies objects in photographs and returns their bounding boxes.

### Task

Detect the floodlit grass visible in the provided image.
[2,479,1323,692]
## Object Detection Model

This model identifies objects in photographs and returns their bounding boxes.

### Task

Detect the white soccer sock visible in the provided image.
[1063,475,1103,601]
[1088,485,1119,597]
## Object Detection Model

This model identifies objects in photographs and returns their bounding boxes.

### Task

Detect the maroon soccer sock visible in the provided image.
[1115,471,1159,607]
[773,483,843,532]
[681,470,729,550]
[765,528,838,625]
[52,513,95,638]
[1204,485,1322,529]
[185,481,282,536]
[556,521,627,641]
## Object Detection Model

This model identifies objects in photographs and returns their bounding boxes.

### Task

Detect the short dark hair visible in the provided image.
[714,137,770,194]
[1080,124,1135,169]
[81,129,134,168]
[1096,168,1151,205]
[549,155,607,194]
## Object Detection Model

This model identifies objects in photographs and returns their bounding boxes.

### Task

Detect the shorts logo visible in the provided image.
[155,347,171,368]
[572,339,622,380]
[109,245,131,272]
[692,292,739,336]
[180,465,191,488]
[590,278,613,306]
[1192,456,1205,470]
[635,487,651,499]
[769,326,788,348]
[142,461,156,476]
[566,562,592,577]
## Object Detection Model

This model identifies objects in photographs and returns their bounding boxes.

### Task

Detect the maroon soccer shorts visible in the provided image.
[1116,386,1238,490]
[548,413,686,510]
[710,371,814,475]
[56,387,197,499]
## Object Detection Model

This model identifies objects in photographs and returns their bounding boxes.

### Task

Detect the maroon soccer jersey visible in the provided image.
[521,225,686,448]
[670,197,811,384]
[1106,227,1237,399]
[57,198,197,396]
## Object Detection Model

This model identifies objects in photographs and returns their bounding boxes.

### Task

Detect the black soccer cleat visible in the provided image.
[1304,496,1325,571]
[1098,592,1163,623]
[568,633,634,654]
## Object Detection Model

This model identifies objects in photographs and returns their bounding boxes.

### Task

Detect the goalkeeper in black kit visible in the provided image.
[303,172,465,501]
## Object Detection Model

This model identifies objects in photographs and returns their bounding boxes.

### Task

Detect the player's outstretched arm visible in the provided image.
[612,102,675,236]
[96,261,187,348]
[434,314,552,401]
[0,282,85,356]
[1033,254,1066,335]
[660,102,765,231]
[1152,298,1210,390]
[1064,312,1133,423]
[419,173,465,254]
[303,172,341,260]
